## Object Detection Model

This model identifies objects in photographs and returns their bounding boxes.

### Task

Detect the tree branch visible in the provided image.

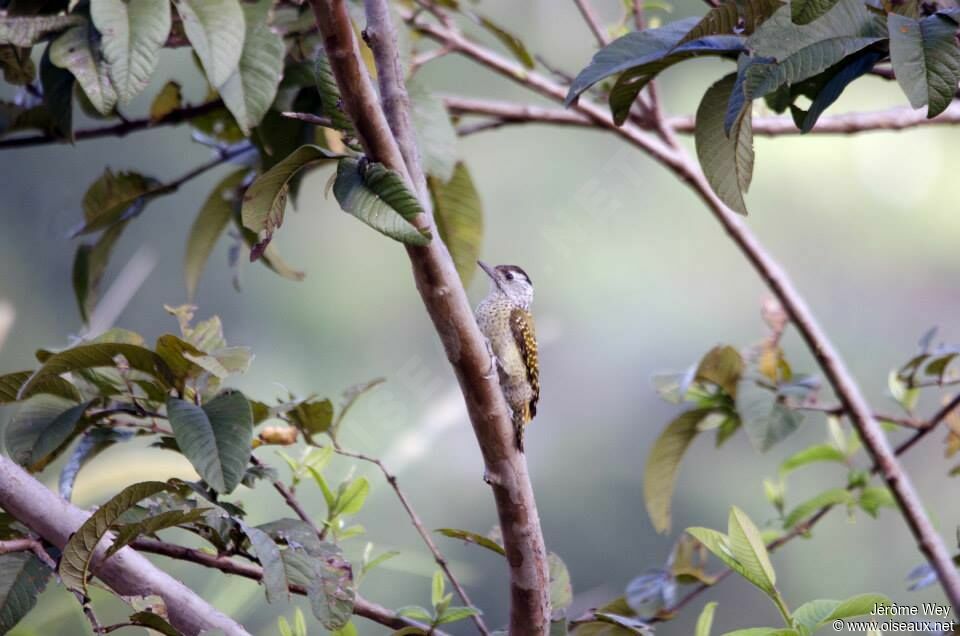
[572,0,609,46]
[0,100,224,150]
[0,456,250,636]
[130,538,443,633]
[404,3,960,613]
[332,443,489,634]
[309,1,552,632]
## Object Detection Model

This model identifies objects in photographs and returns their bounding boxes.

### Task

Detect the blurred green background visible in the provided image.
[2,0,959,634]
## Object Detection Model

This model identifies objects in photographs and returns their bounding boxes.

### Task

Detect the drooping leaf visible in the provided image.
[90,0,171,103]
[280,544,355,629]
[695,73,754,216]
[186,169,248,299]
[695,601,717,636]
[17,343,174,399]
[6,398,91,472]
[0,552,52,634]
[695,345,744,396]
[408,77,458,182]
[39,47,73,139]
[888,12,960,118]
[59,481,173,593]
[239,522,287,603]
[287,398,333,438]
[729,0,886,119]
[59,428,136,501]
[435,528,506,557]
[726,506,776,596]
[0,370,80,404]
[149,80,182,120]
[644,408,713,533]
[107,508,210,557]
[73,220,127,323]
[127,611,180,636]
[549,552,573,612]
[333,158,431,246]
[241,144,340,257]
[0,14,83,47]
[166,390,253,494]
[787,47,884,131]
[428,162,483,286]
[172,0,245,87]
[77,169,156,235]
[735,376,801,452]
[49,23,117,115]
[314,52,354,134]
[219,0,284,134]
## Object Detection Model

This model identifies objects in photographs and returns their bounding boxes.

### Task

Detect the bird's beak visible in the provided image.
[477,260,497,281]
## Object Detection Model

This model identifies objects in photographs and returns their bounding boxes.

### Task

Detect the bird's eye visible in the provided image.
[505,272,514,281]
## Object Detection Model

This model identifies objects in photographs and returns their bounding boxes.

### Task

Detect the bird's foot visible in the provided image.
[483,338,499,380]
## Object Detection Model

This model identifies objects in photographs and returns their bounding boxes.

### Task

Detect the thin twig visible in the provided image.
[794,404,923,429]
[311,1,552,631]
[130,538,443,633]
[404,1,960,613]
[250,455,326,540]
[280,111,333,127]
[0,100,224,150]
[572,0,609,45]
[332,443,490,634]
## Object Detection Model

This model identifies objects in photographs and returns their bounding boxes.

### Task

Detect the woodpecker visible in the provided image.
[475,260,539,452]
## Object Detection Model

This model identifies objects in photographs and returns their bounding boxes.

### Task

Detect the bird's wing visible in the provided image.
[510,307,539,419]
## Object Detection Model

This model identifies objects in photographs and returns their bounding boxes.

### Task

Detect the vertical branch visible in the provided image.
[309,1,552,632]
[403,8,960,613]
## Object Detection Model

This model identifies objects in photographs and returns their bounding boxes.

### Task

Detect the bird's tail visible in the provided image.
[512,408,527,453]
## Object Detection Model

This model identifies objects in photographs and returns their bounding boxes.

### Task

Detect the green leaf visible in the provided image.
[17,343,173,400]
[241,144,340,257]
[127,611,179,636]
[431,570,445,607]
[783,488,853,528]
[49,23,117,115]
[429,162,483,287]
[332,158,431,246]
[333,477,370,517]
[397,606,433,622]
[721,629,798,635]
[438,606,481,624]
[314,51,355,134]
[409,77,458,182]
[472,14,534,69]
[549,552,573,611]
[39,47,73,139]
[565,18,743,109]
[107,508,210,558]
[644,408,712,533]
[733,0,886,109]
[186,169,248,299]
[792,599,840,633]
[150,80,182,120]
[786,48,885,132]
[0,553,51,634]
[239,522,287,603]
[696,601,718,636]
[0,370,80,404]
[91,0,171,103]
[6,397,91,472]
[779,444,847,476]
[435,528,506,557]
[726,506,776,595]
[791,0,841,25]
[686,527,742,573]
[288,398,334,438]
[73,220,127,323]
[172,0,245,87]
[696,73,753,216]
[280,545,355,629]
[888,12,960,118]
[59,481,173,593]
[0,14,83,47]
[219,0,284,134]
[735,378,801,452]
[77,169,156,235]
[696,345,744,396]
[822,594,889,623]
[166,390,253,494]
[858,486,895,518]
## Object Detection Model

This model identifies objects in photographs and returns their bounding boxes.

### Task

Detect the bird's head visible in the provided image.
[478,261,534,309]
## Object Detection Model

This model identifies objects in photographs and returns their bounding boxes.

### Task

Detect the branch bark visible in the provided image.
[0,456,250,636]
[309,1,552,632]
[405,4,960,613]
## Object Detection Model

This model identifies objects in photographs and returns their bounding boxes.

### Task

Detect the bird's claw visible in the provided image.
[483,338,499,380]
